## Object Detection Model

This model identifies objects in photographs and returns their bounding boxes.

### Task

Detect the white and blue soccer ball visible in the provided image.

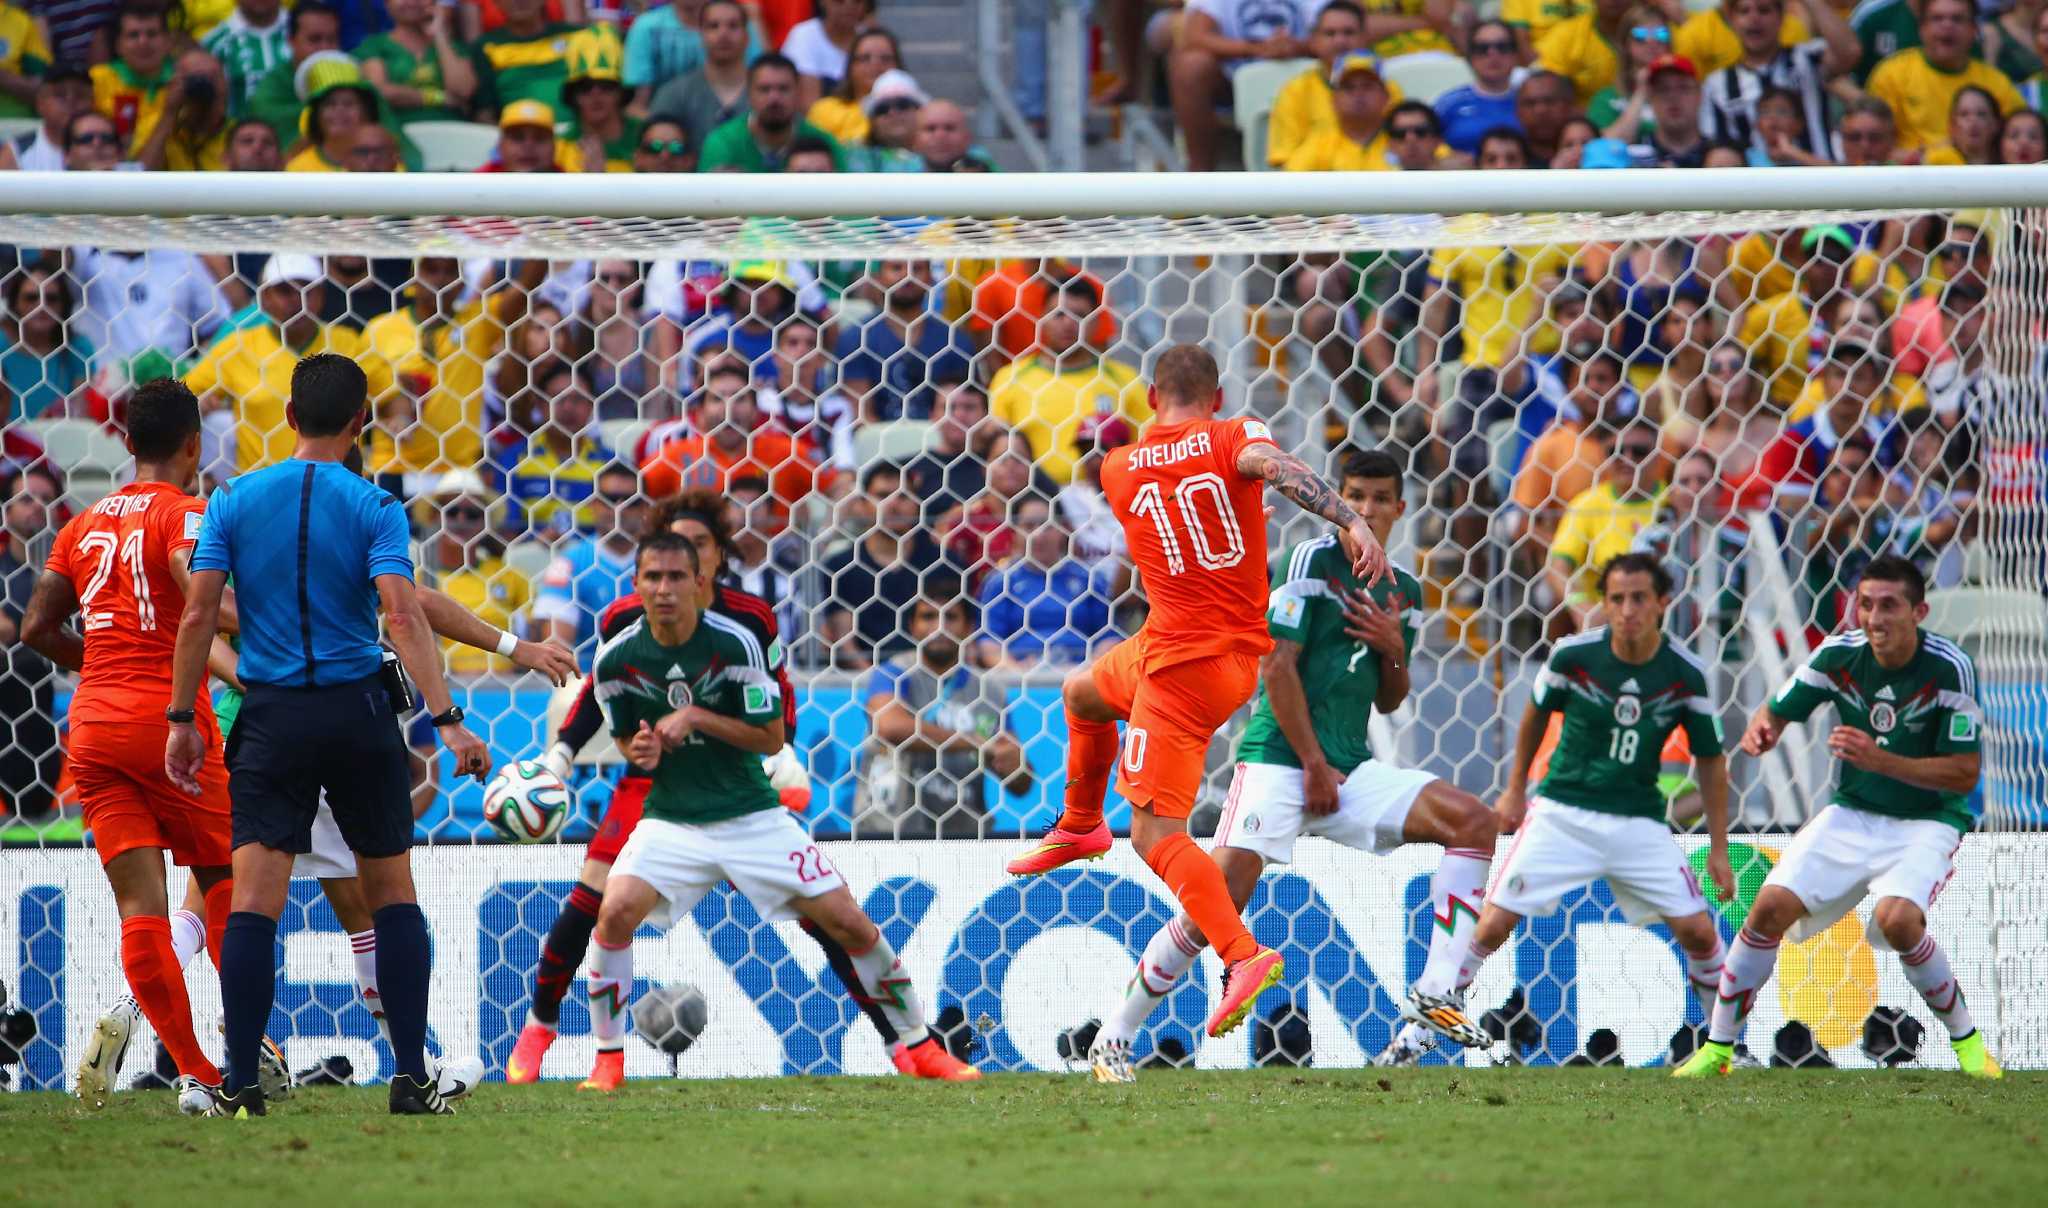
[482,760,571,844]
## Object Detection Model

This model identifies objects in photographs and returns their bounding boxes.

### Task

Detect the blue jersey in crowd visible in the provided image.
[191,458,413,687]
[532,536,638,663]
[977,558,1117,663]
[1434,84,1521,155]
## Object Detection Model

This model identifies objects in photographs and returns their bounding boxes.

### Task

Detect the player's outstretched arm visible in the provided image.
[19,572,83,671]
[1236,442,1389,585]
[416,584,577,686]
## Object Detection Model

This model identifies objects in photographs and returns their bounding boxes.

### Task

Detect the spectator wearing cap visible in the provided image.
[626,0,763,107]
[1740,323,1901,512]
[1626,53,1709,166]
[186,253,391,473]
[1057,409,1132,565]
[1435,18,1523,155]
[285,53,386,171]
[0,1,50,120]
[632,115,696,171]
[698,51,843,171]
[242,0,341,151]
[1547,419,1669,631]
[913,97,998,172]
[502,359,619,536]
[679,261,797,389]
[1266,0,1365,167]
[417,470,533,676]
[559,25,641,171]
[467,0,580,122]
[1738,225,1867,410]
[1673,0,1810,76]
[647,0,752,151]
[1537,0,1639,104]
[806,26,902,144]
[842,66,927,171]
[639,358,834,525]
[202,0,287,117]
[835,259,974,422]
[1170,0,1316,172]
[782,0,872,107]
[988,277,1148,486]
[1283,50,1400,170]
[12,61,92,169]
[976,494,1120,667]
[479,98,565,171]
[1868,0,2024,153]
[1700,0,1855,163]
[355,0,479,130]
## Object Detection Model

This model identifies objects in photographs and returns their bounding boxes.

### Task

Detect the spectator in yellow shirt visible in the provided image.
[1359,0,1459,61]
[416,470,533,677]
[93,4,229,170]
[286,54,384,171]
[1921,83,2002,164]
[0,3,52,119]
[1283,50,1398,170]
[988,277,1150,485]
[1867,0,2024,152]
[1547,421,1667,627]
[1266,0,1366,166]
[1672,0,1808,76]
[1502,0,1590,59]
[1738,225,1862,409]
[187,254,392,473]
[1537,0,1636,104]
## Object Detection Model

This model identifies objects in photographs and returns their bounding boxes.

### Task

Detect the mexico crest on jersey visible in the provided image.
[1870,702,1897,734]
[667,682,694,709]
[1613,695,1642,726]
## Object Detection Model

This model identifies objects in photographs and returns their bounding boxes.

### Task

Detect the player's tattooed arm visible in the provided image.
[19,571,83,671]
[1237,442,1391,585]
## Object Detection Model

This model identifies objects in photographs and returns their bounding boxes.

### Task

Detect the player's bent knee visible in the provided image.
[1062,665,1115,722]
[1873,898,1926,951]
[1666,911,1719,955]
[1744,887,1804,939]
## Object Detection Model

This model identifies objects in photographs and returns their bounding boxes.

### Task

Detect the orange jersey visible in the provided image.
[45,481,213,728]
[1099,414,1278,671]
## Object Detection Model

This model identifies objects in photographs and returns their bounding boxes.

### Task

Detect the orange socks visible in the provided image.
[203,878,233,970]
[1058,714,1118,833]
[1144,833,1257,965]
[120,915,221,1085]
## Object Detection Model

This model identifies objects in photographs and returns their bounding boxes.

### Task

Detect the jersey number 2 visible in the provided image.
[1130,473,1246,575]
[76,530,153,632]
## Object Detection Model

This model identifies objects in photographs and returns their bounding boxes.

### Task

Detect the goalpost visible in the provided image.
[0,167,2043,1085]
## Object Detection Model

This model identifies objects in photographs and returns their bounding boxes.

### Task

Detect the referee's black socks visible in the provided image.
[221,912,278,1095]
[373,903,433,1082]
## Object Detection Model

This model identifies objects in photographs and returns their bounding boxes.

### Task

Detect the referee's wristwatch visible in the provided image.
[165,707,196,724]
[428,705,466,728]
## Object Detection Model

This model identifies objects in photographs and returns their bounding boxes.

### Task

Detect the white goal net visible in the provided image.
[1,168,2044,1086]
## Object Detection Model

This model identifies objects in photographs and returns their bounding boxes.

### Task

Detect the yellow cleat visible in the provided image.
[1952,1031,2003,1079]
[1672,1040,1734,1078]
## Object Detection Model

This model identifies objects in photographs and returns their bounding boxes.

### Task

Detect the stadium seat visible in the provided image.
[1381,55,1476,104]
[503,539,555,581]
[598,418,650,461]
[28,418,130,483]
[1924,587,2048,648]
[0,116,39,144]
[405,121,501,172]
[1232,58,1315,171]
[855,420,934,467]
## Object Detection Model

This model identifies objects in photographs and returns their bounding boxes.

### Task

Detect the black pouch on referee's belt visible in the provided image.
[378,645,418,716]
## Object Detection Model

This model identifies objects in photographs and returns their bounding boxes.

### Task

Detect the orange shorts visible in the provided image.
[1090,636,1261,820]
[70,720,232,869]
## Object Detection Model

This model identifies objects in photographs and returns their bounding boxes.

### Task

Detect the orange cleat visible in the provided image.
[1206,947,1285,1038]
[578,1048,624,1092]
[1004,821,1113,876]
[902,1037,982,1082]
[889,1044,918,1076]
[505,1022,557,1085]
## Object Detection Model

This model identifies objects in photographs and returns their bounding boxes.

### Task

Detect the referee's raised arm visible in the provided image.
[162,351,479,1118]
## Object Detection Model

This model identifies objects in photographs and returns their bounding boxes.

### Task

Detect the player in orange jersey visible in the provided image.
[20,380,237,1116]
[1004,345,1391,1038]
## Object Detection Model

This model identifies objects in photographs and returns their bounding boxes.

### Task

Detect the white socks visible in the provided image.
[1683,933,1727,1021]
[1899,934,1976,1040]
[1101,915,1204,1045]
[588,938,633,1049]
[1707,927,1779,1045]
[1413,849,1492,997]
[845,935,929,1047]
[348,928,394,1048]
[170,909,206,969]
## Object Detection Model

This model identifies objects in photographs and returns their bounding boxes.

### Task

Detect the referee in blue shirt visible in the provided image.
[166,353,491,1117]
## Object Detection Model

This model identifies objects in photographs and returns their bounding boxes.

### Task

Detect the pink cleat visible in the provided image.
[1004,822,1113,876]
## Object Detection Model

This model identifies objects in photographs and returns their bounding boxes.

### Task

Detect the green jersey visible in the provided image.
[1769,628,1981,832]
[594,612,781,826]
[1235,536,1423,775]
[470,21,581,113]
[201,12,290,116]
[1531,628,1723,820]
[355,33,463,125]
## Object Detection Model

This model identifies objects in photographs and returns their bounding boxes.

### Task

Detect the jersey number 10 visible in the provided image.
[76,529,154,632]
[1130,473,1246,576]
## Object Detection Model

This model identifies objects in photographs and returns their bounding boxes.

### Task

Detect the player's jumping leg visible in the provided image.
[88,849,227,1109]
[793,889,980,1082]
[1396,784,1497,1048]
[1006,662,1118,875]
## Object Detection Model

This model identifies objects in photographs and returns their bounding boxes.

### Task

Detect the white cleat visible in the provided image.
[257,1035,293,1103]
[1401,987,1489,1049]
[1088,1035,1137,1084]
[435,1055,486,1101]
[1372,1022,1437,1067]
[176,1074,217,1116]
[75,999,140,1109]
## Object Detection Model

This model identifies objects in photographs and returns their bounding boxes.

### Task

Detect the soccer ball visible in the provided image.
[634,983,708,1056]
[481,760,571,843]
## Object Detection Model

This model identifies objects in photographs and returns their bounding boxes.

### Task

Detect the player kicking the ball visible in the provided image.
[1458,554,1735,1050]
[1676,555,1998,1079]
[1086,451,1496,1081]
[1004,344,1391,1040]
[576,532,978,1090]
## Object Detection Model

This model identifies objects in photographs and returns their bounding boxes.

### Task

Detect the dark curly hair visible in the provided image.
[649,487,740,575]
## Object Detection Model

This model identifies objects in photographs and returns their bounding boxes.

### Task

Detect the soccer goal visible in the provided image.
[0,167,2043,1087]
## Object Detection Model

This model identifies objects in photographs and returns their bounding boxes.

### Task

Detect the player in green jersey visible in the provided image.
[1466,553,1736,1054]
[1676,555,1997,1078]
[576,533,979,1090]
[1086,452,1500,1082]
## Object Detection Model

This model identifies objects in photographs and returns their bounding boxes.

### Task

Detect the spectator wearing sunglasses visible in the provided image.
[1266,0,1366,167]
[1383,99,1453,169]
[844,67,928,172]
[1590,8,1672,134]
[416,470,532,676]
[1700,0,1857,163]
[1436,18,1524,154]
[633,117,696,171]
[1283,50,1400,170]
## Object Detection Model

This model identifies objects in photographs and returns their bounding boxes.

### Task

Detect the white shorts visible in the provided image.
[296,796,358,880]
[1766,804,1963,949]
[1490,796,1707,924]
[1216,760,1434,865]
[610,810,845,930]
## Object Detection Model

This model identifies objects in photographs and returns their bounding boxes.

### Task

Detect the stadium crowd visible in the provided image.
[0,0,2035,838]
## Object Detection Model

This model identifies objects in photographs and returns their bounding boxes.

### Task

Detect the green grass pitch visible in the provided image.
[2,1069,2040,1206]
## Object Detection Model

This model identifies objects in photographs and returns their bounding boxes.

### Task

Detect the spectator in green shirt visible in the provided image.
[243,0,342,151]
[697,51,843,172]
[356,0,478,128]
[468,0,580,123]
[199,0,288,117]
[560,22,641,171]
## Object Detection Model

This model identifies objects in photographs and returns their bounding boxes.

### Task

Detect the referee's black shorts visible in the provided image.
[225,674,415,860]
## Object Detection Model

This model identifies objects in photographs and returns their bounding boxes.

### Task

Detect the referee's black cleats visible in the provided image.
[389,1074,455,1116]
[205,1085,268,1119]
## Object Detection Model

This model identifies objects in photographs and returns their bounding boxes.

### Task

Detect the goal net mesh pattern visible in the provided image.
[1,196,2043,1086]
